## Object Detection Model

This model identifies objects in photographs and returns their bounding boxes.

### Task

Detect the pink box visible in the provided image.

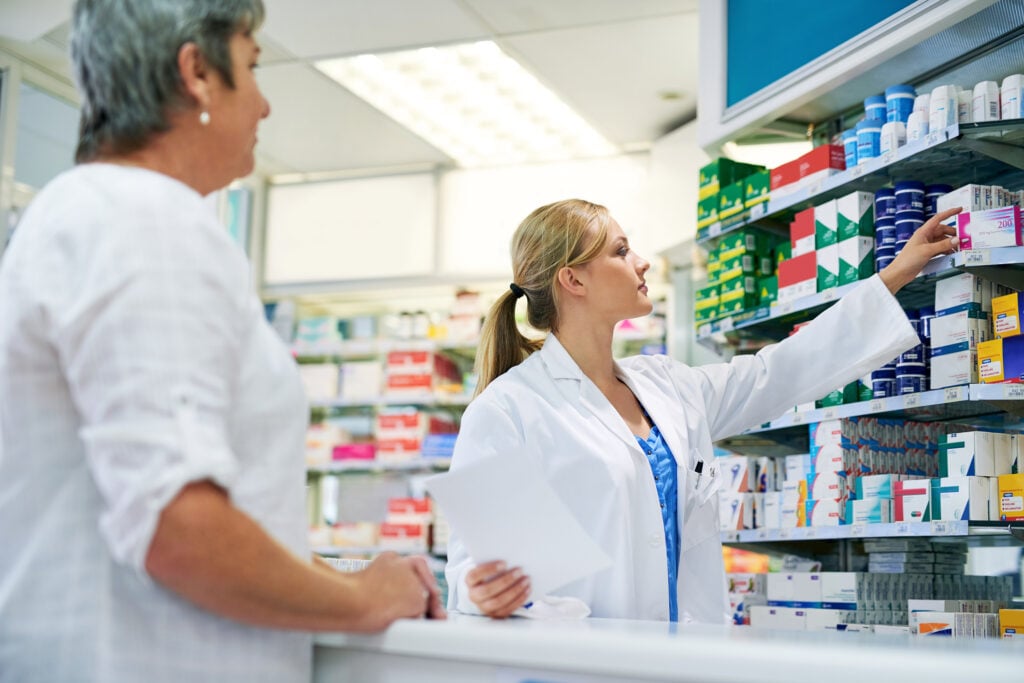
[957,206,1022,249]
[332,443,376,460]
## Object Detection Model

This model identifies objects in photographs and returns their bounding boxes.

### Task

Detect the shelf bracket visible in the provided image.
[957,137,1024,172]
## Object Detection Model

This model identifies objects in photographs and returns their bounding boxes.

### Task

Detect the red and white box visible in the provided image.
[387,497,434,524]
[791,207,816,256]
[893,479,932,522]
[771,145,845,198]
[378,522,429,552]
[778,251,817,303]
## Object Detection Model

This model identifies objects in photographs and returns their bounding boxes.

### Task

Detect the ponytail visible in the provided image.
[474,290,542,396]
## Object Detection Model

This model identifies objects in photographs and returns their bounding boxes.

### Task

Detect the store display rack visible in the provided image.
[721,521,1024,547]
[311,545,438,557]
[307,457,451,474]
[309,393,473,409]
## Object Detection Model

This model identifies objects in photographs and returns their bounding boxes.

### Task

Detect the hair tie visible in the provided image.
[509,283,526,299]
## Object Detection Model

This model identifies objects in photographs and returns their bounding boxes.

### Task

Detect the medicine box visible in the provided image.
[804,609,854,631]
[719,455,751,492]
[697,194,719,229]
[1000,609,1024,639]
[929,343,977,389]
[719,181,745,220]
[806,498,843,526]
[804,471,845,501]
[837,191,875,240]
[936,184,988,226]
[719,493,754,530]
[767,573,822,607]
[809,419,842,447]
[716,229,770,260]
[699,158,763,200]
[727,573,767,594]
[957,205,1022,250]
[790,208,816,256]
[777,251,817,303]
[820,573,860,610]
[762,492,783,528]
[758,275,778,305]
[749,606,807,631]
[934,273,986,313]
[744,169,771,207]
[815,199,838,249]
[770,145,845,194]
[997,473,1024,521]
[939,431,1000,477]
[837,236,874,285]
[846,497,891,524]
[855,473,901,499]
[785,454,811,481]
[815,244,839,291]
[930,476,992,521]
[978,335,1024,383]
[992,291,1023,339]
[929,305,988,349]
[893,479,932,522]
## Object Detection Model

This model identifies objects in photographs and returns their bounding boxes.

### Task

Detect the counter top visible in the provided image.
[315,615,1024,682]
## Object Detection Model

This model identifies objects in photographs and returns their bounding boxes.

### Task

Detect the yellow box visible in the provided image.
[996,473,1024,521]
[999,608,1024,639]
[979,336,1024,383]
[992,292,1023,339]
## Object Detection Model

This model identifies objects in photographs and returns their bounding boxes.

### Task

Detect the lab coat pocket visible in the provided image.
[681,458,720,552]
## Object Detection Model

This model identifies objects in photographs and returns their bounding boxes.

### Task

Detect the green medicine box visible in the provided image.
[719,275,757,299]
[699,158,764,201]
[718,182,745,220]
[697,194,719,229]
[838,236,875,285]
[718,291,758,315]
[695,305,719,323]
[816,382,859,408]
[743,169,771,208]
[718,254,757,281]
[837,191,875,241]
[758,275,778,305]
[775,240,792,266]
[695,283,720,309]
[716,229,771,261]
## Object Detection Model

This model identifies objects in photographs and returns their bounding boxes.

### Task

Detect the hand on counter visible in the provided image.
[466,560,532,619]
[358,552,446,627]
[878,207,962,295]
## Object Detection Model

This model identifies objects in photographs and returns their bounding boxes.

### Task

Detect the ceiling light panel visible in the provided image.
[316,41,618,168]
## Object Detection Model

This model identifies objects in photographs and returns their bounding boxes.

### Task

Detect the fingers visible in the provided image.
[407,556,447,620]
[466,562,531,618]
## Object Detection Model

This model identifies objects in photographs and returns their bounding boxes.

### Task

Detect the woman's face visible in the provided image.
[205,31,270,183]
[573,218,653,324]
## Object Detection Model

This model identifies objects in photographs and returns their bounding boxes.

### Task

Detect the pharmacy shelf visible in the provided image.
[697,245,1024,350]
[310,393,473,408]
[695,120,1024,246]
[293,337,479,359]
[718,384,1024,456]
[311,545,434,557]
[307,458,451,474]
[721,521,1024,546]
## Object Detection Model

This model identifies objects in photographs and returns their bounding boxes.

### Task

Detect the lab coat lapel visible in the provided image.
[617,369,685,468]
[538,335,639,452]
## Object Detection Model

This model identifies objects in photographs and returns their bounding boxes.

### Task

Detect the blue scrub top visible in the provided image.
[635,421,680,622]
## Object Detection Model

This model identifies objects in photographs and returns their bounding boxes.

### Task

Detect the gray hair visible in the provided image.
[70,0,265,162]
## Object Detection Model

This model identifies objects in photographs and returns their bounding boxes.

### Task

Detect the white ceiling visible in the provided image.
[0,0,699,177]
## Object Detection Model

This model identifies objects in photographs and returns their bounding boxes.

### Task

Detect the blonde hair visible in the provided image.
[475,199,612,395]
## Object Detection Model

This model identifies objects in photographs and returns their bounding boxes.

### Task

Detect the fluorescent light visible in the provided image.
[316,41,618,168]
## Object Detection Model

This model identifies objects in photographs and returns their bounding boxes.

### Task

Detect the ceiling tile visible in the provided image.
[501,14,698,146]
[463,0,698,34]
[255,63,451,173]
[260,0,491,59]
[0,0,72,42]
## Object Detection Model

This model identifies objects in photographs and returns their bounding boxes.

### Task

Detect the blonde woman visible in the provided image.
[445,198,960,623]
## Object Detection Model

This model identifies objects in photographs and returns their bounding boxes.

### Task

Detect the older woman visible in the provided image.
[0,1,442,681]
[445,199,961,622]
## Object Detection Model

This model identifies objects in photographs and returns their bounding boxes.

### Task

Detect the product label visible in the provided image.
[980,359,1003,381]
[995,314,1018,335]
[1002,494,1023,513]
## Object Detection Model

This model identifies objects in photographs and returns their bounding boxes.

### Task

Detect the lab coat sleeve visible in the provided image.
[444,394,526,615]
[689,274,919,441]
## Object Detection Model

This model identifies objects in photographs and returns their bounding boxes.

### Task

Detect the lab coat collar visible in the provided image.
[538,334,657,453]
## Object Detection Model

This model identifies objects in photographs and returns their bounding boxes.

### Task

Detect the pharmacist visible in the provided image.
[446,199,961,623]
[0,2,442,682]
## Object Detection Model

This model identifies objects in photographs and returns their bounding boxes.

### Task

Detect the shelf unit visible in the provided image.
[307,458,451,474]
[685,118,1024,564]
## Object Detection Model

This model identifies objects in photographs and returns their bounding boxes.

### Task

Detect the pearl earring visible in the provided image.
[199,111,210,126]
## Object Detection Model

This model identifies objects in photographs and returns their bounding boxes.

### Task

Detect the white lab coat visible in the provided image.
[445,274,919,623]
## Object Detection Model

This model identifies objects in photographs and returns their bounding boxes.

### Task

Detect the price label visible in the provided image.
[778,529,791,540]
[720,317,735,332]
[1006,385,1024,399]
[850,165,865,179]
[808,181,822,196]
[821,288,837,302]
[750,203,766,220]
[964,250,989,266]
[791,412,805,425]
[931,521,949,535]
[823,408,839,420]
[880,151,896,166]
[697,323,710,337]
[850,525,866,537]
[944,386,965,403]
[804,527,818,539]
[904,394,921,408]
[776,302,794,316]
[756,529,769,541]
[870,399,885,413]
[926,130,944,147]
[896,523,910,535]
[709,222,722,237]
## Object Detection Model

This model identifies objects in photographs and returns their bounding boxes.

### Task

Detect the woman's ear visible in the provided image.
[177,42,211,112]
[556,266,586,298]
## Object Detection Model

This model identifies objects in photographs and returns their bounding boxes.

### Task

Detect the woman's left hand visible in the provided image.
[878,207,962,295]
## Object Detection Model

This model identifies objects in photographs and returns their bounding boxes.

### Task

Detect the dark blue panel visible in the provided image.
[726,0,918,107]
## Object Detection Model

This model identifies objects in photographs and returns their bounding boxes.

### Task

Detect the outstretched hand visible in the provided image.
[878,206,962,295]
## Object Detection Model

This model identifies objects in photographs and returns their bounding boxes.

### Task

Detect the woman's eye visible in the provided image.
[617,247,629,256]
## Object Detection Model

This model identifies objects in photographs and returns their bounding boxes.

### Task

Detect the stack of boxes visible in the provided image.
[769,144,846,201]
[384,348,463,397]
[375,407,457,462]
[930,273,1001,390]
[697,157,767,232]
[379,497,433,553]
[695,228,781,324]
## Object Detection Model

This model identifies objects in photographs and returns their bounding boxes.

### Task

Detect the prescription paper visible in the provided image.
[425,454,611,602]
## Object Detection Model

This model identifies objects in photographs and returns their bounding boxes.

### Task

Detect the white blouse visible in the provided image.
[0,164,312,682]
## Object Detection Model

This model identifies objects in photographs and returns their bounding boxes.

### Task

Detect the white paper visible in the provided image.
[425,454,611,601]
